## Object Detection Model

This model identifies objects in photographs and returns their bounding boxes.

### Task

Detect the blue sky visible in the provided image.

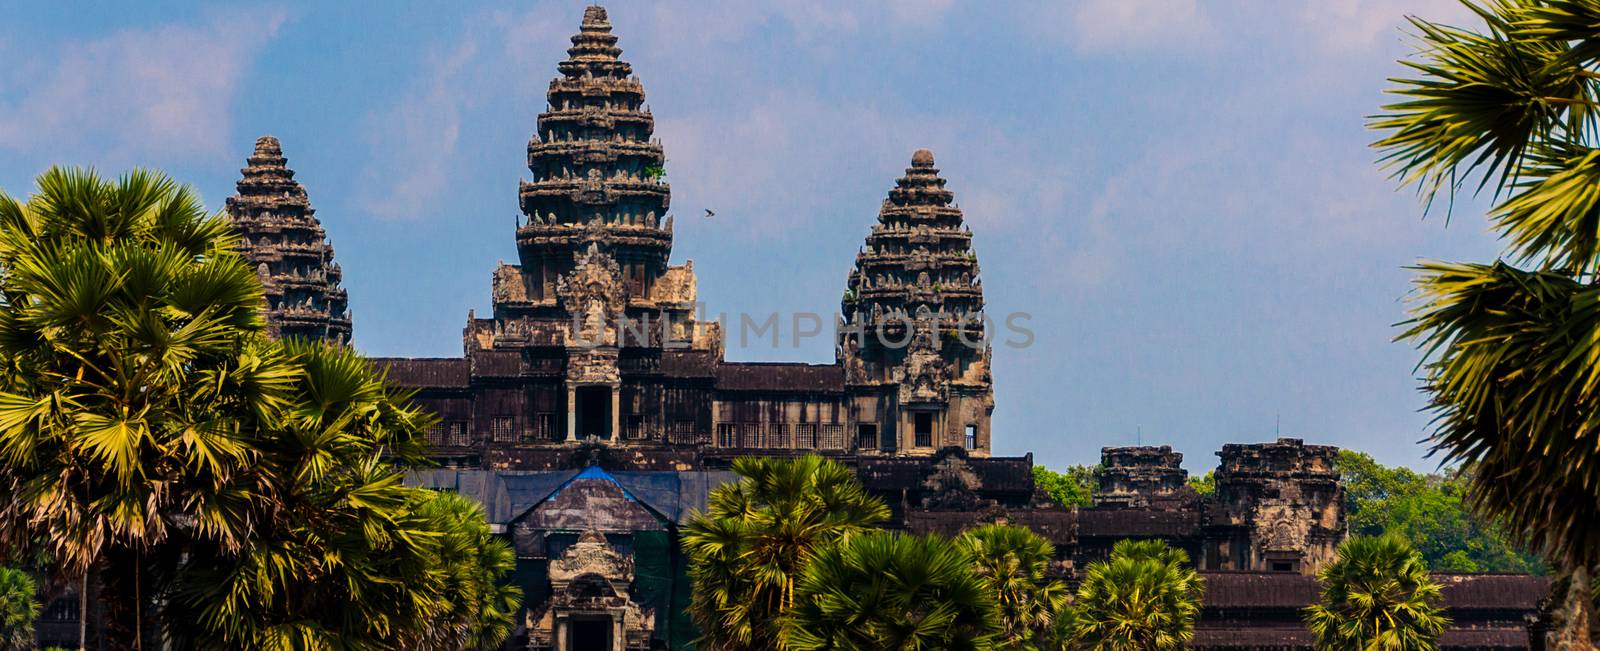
[0,1,1506,471]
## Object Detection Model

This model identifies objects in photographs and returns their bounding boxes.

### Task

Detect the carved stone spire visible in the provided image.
[515,4,670,310]
[842,149,987,366]
[226,136,352,345]
[840,149,993,453]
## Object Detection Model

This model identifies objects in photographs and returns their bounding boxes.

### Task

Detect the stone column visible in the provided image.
[610,385,621,443]
[612,613,624,651]
[566,384,578,442]
[555,616,568,651]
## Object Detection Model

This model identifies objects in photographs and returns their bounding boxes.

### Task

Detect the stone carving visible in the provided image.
[549,529,633,586]
[899,322,949,403]
[1212,438,1346,573]
[557,243,625,347]
[567,347,620,385]
[227,136,352,345]
[530,525,655,650]
[1095,445,1189,509]
[491,263,529,303]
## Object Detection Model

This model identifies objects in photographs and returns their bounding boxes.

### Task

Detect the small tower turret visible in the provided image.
[226,136,352,344]
[840,149,994,455]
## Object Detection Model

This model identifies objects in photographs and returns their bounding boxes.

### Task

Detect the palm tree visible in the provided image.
[0,567,36,651]
[160,342,514,649]
[1063,539,1204,651]
[0,167,279,647]
[782,531,1000,651]
[0,168,519,649]
[412,491,523,650]
[1370,2,1600,642]
[681,455,890,650]
[1304,535,1449,651]
[956,523,1068,649]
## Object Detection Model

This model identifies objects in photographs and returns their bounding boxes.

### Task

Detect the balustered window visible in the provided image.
[857,424,878,451]
[819,425,846,450]
[535,413,558,440]
[670,420,698,445]
[491,417,516,443]
[717,424,739,448]
[447,421,470,447]
[795,424,817,449]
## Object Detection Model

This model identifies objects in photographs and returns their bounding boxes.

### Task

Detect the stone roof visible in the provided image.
[514,2,672,302]
[842,148,986,336]
[227,136,352,344]
[405,467,739,525]
[1077,507,1203,538]
[1196,571,1549,611]
[373,358,469,388]
[714,362,844,392]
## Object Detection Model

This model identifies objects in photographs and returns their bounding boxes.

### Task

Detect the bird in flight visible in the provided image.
[704,208,715,218]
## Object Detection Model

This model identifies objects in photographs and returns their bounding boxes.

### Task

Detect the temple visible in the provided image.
[193,6,1556,651]
[355,5,994,465]
[225,135,352,344]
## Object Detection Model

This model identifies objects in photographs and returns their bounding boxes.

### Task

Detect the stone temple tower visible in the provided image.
[511,4,674,307]
[226,136,352,344]
[839,150,995,455]
[465,4,713,444]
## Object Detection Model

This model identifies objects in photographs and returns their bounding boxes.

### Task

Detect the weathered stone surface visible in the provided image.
[1210,438,1345,574]
[838,149,995,453]
[1096,445,1189,508]
[227,135,351,344]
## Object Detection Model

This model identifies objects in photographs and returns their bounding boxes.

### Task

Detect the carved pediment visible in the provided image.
[557,243,625,346]
[898,322,949,403]
[550,529,633,587]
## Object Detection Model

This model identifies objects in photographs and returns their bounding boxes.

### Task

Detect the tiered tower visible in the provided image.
[463,5,713,444]
[840,150,994,454]
[226,136,352,344]
[1209,438,1345,574]
[1096,446,1189,508]
[504,4,677,317]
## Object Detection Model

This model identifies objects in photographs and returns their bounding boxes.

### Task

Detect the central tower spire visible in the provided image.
[514,4,671,309]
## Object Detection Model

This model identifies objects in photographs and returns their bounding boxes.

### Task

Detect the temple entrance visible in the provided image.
[914,411,935,447]
[576,386,611,439]
[569,616,612,651]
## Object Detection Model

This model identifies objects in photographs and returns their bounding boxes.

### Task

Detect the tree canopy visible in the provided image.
[1336,450,1543,574]
[0,167,518,649]
[1032,464,1098,507]
[1305,535,1449,651]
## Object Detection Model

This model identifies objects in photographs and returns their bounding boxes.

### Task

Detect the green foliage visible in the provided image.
[643,163,667,180]
[1304,535,1449,651]
[159,341,514,649]
[0,168,518,648]
[782,531,1000,651]
[681,455,890,650]
[0,167,275,576]
[411,492,523,650]
[1372,3,1600,639]
[1186,471,1215,497]
[956,524,1069,648]
[0,567,36,651]
[1336,450,1543,574]
[1032,464,1098,508]
[1060,539,1203,651]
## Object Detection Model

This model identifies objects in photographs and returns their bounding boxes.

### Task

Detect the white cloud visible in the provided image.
[1056,0,1215,54]
[358,39,479,221]
[1301,0,1476,53]
[356,6,567,220]
[0,8,287,162]
[356,1,957,221]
